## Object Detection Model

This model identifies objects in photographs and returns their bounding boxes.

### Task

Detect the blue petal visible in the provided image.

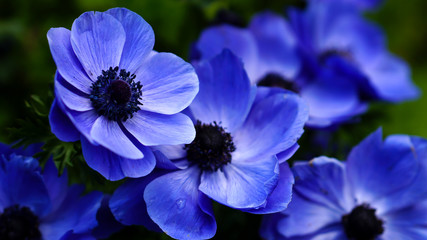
[292,157,354,215]
[380,201,427,239]
[105,8,154,74]
[144,167,216,240]
[0,155,51,217]
[122,111,195,146]
[40,185,102,240]
[90,116,143,159]
[81,136,155,181]
[232,90,308,160]
[300,71,361,122]
[199,155,278,209]
[370,136,427,214]
[70,11,125,79]
[92,196,124,239]
[244,163,294,214]
[277,143,300,163]
[195,25,259,83]
[110,173,162,232]
[346,129,420,209]
[249,11,300,81]
[363,53,420,102]
[47,27,92,93]
[134,52,199,115]
[64,107,99,143]
[42,160,69,213]
[49,98,80,142]
[54,73,92,112]
[191,49,255,132]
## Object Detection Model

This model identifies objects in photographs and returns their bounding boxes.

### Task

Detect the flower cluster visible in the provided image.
[3,0,427,239]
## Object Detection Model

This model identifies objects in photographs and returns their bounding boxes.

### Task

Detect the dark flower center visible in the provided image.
[318,49,354,64]
[0,205,42,240]
[90,66,143,122]
[185,121,235,171]
[257,73,299,93]
[342,204,384,240]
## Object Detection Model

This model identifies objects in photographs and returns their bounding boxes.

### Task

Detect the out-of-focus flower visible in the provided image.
[289,1,419,127]
[109,50,308,239]
[47,8,199,180]
[0,144,103,240]
[193,4,419,128]
[261,129,427,240]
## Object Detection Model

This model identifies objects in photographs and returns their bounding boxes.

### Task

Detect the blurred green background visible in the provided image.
[1,0,427,239]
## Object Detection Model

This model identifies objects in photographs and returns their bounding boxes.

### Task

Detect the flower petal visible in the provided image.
[232,91,308,160]
[110,173,162,232]
[55,73,92,112]
[123,111,195,146]
[190,49,255,133]
[346,129,420,208]
[249,12,300,80]
[71,11,125,79]
[134,52,199,115]
[144,167,216,240]
[42,160,68,213]
[195,25,259,83]
[90,116,142,159]
[364,53,420,102]
[81,137,155,181]
[105,8,154,73]
[199,155,278,209]
[49,98,80,142]
[40,185,102,240]
[47,27,92,93]
[243,163,294,214]
[292,157,354,214]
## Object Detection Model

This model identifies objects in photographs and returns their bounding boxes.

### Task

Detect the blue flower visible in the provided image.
[194,5,419,128]
[0,144,103,240]
[261,129,427,240]
[288,1,419,127]
[47,8,199,180]
[109,50,309,239]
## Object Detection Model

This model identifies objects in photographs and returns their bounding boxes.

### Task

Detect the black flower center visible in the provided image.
[185,121,236,171]
[90,66,143,122]
[342,204,384,240]
[257,73,299,93]
[0,205,42,240]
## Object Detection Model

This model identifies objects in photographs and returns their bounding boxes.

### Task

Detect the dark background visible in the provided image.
[1,0,426,239]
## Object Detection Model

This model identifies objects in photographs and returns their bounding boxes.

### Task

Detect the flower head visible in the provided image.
[261,129,427,240]
[0,143,103,240]
[47,8,199,180]
[193,4,420,128]
[109,50,309,239]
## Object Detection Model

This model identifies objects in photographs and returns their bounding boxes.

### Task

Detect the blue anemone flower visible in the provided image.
[47,8,199,180]
[193,5,419,128]
[0,144,103,240]
[261,129,427,240]
[109,50,309,239]
[288,1,419,126]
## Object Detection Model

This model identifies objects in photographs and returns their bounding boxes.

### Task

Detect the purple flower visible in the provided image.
[109,50,309,239]
[309,0,383,11]
[0,144,103,240]
[47,8,199,180]
[261,129,427,240]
